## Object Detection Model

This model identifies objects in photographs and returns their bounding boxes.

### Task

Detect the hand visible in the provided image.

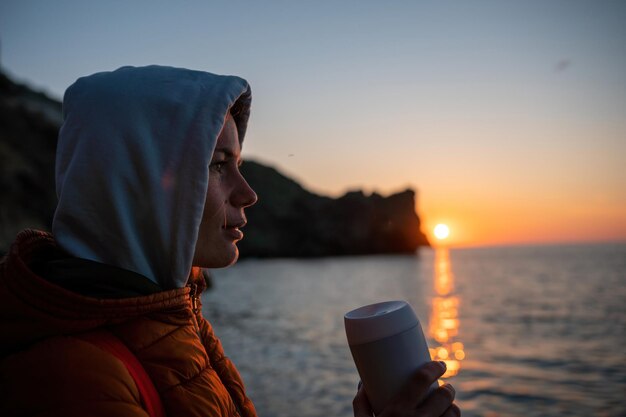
[353,361,460,417]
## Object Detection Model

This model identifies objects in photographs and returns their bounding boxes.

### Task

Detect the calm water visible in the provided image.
[203,244,626,417]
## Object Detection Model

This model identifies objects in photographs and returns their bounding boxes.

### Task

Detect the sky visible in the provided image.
[1,0,625,247]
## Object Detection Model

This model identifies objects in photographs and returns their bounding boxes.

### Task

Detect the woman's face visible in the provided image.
[192,114,257,268]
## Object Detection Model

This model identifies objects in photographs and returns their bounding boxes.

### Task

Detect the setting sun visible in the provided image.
[434,224,450,240]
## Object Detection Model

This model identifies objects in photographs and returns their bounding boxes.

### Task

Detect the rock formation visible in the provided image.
[238,161,430,257]
[0,71,60,249]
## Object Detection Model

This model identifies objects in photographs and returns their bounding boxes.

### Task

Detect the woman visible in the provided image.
[0,66,459,417]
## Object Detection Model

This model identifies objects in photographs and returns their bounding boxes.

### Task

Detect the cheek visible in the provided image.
[202,201,223,226]
[205,177,223,201]
[200,182,225,225]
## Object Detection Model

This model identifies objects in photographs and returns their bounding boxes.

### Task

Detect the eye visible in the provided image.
[210,161,226,173]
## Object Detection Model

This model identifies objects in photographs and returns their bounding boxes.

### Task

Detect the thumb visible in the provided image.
[353,385,373,417]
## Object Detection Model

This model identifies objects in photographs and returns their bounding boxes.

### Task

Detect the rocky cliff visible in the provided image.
[239,161,429,256]
[0,71,429,255]
[0,71,60,249]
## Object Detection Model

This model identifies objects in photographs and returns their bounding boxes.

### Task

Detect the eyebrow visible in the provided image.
[213,148,239,158]
[213,147,243,166]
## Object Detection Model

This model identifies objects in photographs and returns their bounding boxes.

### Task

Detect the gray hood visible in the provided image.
[52,65,251,289]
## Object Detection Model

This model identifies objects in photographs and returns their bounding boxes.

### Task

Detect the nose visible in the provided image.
[231,171,258,209]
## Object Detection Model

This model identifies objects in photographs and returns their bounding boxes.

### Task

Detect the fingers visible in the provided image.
[440,404,461,417]
[415,383,457,417]
[353,384,373,417]
[396,361,447,408]
[353,363,458,417]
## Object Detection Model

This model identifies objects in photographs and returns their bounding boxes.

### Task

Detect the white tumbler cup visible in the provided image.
[345,300,437,415]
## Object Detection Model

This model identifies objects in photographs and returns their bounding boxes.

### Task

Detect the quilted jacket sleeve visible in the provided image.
[0,336,149,417]
[196,312,258,417]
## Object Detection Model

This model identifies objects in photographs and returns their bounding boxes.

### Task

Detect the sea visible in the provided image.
[202,243,626,417]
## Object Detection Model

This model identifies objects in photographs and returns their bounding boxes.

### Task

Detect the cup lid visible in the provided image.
[344,300,419,345]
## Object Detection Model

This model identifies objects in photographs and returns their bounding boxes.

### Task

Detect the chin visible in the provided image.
[220,248,239,268]
[197,245,239,269]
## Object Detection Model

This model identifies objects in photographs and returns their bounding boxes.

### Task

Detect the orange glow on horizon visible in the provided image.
[422,204,626,248]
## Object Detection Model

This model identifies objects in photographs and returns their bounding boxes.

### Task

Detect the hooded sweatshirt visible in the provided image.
[53,64,251,289]
[0,66,257,417]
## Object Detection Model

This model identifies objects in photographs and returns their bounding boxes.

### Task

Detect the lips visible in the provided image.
[225,221,247,229]
[222,220,246,240]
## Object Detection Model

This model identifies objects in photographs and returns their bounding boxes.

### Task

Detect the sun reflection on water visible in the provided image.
[428,248,464,379]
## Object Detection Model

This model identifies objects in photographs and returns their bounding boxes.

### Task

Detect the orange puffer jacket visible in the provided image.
[0,230,258,417]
